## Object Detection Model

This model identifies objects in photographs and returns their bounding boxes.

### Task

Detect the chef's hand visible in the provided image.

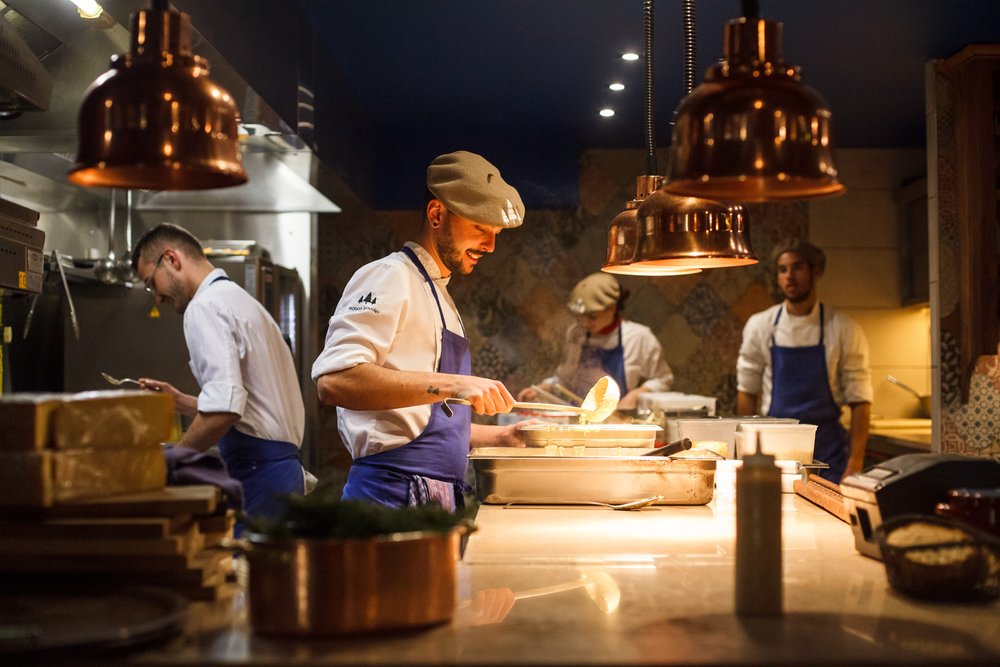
[498,419,542,447]
[138,378,198,417]
[616,390,643,411]
[452,376,516,416]
[517,386,538,401]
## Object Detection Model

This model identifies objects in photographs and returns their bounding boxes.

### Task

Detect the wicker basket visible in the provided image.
[876,514,1000,602]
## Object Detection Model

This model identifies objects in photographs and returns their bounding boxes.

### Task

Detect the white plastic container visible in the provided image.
[675,418,742,459]
[738,424,817,464]
[715,459,804,495]
[637,392,718,416]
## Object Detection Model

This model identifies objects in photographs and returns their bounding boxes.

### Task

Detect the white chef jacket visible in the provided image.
[546,320,674,393]
[736,302,873,414]
[184,268,304,446]
[311,242,464,460]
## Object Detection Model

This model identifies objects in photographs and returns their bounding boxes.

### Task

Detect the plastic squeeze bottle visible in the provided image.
[735,431,783,616]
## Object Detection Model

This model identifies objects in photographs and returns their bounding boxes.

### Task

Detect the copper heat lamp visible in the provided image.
[606,0,757,273]
[68,0,247,190]
[661,2,844,202]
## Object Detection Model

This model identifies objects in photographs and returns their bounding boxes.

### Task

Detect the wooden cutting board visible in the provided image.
[793,474,850,523]
[46,485,220,518]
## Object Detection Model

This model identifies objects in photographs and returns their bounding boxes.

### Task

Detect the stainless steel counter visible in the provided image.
[868,419,933,462]
[122,495,999,665]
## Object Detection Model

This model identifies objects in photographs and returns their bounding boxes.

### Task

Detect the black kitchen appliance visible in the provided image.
[840,453,1000,559]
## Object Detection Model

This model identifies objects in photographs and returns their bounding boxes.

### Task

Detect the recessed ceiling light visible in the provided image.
[622,52,640,61]
[609,82,625,91]
[599,108,615,118]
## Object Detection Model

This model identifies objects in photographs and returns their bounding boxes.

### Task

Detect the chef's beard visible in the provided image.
[438,218,473,276]
[783,283,815,304]
[161,273,191,314]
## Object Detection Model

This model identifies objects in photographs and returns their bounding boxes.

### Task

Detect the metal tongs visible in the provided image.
[22,250,79,341]
[55,250,80,340]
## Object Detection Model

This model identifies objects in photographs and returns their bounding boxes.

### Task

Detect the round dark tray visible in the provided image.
[0,586,188,658]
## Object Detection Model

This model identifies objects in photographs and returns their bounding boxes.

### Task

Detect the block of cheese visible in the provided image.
[0,445,166,506]
[0,390,175,451]
[0,393,62,451]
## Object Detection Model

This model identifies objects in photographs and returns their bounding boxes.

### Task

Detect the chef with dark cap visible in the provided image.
[736,239,873,483]
[312,151,528,510]
[519,272,674,410]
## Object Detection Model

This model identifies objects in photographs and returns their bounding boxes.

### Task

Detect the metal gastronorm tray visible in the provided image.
[470,452,716,506]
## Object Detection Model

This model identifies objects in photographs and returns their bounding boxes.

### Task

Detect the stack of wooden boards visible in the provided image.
[0,485,235,600]
[0,391,234,600]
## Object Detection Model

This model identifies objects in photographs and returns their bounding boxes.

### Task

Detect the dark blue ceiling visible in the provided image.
[295,0,1000,210]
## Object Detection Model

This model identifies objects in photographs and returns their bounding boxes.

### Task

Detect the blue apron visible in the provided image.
[575,324,628,398]
[767,304,848,482]
[218,430,305,527]
[207,274,305,531]
[341,247,472,510]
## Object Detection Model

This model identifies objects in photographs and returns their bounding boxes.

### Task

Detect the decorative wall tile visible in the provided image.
[681,283,729,338]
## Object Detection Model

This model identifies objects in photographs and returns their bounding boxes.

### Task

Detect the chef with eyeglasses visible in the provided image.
[132,223,314,529]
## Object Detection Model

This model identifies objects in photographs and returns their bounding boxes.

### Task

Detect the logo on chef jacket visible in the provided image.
[348,291,379,313]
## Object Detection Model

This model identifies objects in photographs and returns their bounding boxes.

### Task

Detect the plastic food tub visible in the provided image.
[737,423,817,464]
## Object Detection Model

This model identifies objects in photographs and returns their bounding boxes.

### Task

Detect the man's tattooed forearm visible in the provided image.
[427,386,441,396]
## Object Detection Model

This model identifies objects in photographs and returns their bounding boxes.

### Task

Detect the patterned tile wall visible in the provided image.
[313,149,806,473]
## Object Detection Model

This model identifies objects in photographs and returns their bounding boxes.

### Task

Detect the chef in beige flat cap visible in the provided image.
[312,150,528,510]
[519,272,674,410]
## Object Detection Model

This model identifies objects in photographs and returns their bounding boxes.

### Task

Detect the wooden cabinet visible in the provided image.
[899,177,929,306]
[933,45,1000,401]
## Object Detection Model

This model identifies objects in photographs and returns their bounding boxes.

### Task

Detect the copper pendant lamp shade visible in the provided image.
[662,17,844,202]
[629,189,756,269]
[603,176,702,276]
[67,1,247,190]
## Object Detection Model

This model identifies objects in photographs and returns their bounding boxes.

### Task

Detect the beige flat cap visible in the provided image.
[427,151,524,228]
[567,272,621,314]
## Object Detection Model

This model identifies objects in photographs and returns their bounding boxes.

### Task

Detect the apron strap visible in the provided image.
[771,303,825,346]
[402,246,468,336]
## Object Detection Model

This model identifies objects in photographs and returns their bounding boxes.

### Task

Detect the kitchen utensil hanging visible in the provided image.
[93,189,117,284]
[114,190,138,283]
[53,250,79,340]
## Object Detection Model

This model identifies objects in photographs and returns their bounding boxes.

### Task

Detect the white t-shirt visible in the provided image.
[311,242,464,459]
[546,320,674,393]
[184,268,305,446]
[736,302,873,414]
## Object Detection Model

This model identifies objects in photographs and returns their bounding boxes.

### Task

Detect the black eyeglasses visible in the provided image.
[144,253,165,293]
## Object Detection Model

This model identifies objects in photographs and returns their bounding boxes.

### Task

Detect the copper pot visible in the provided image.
[244,528,465,637]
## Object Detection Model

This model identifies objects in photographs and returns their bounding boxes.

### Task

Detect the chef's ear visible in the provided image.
[162,247,181,270]
[426,199,445,228]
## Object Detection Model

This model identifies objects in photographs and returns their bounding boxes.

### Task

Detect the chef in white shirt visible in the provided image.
[736,239,873,482]
[312,150,528,511]
[518,272,674,410]
[133,223,312,528]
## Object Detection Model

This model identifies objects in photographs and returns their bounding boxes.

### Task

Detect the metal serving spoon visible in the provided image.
[101,372,143,387]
